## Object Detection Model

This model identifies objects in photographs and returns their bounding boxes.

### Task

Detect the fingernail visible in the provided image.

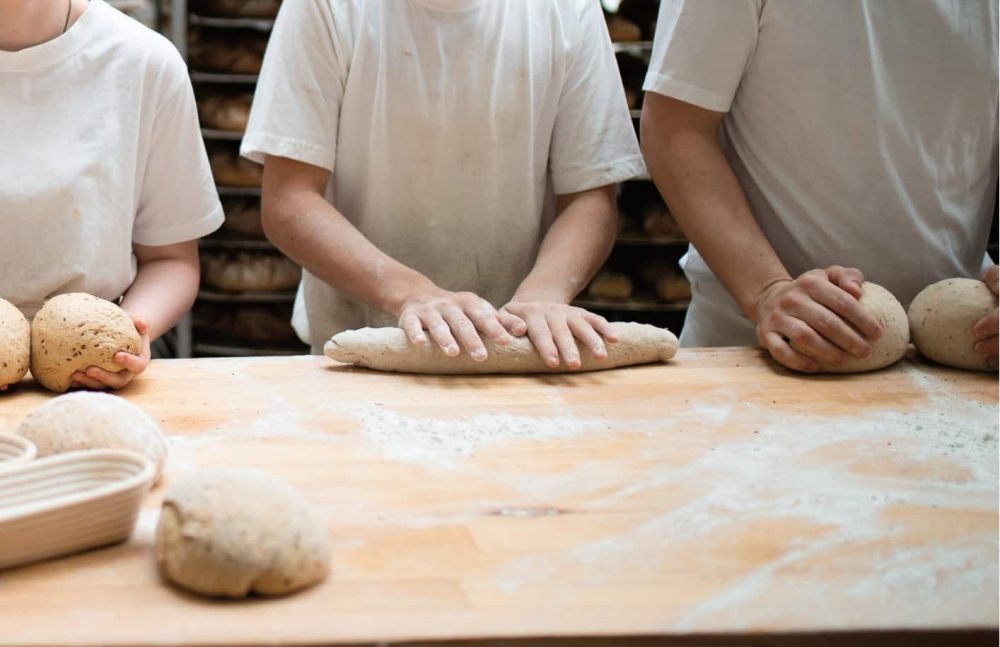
[472,350,487,361]
[447,346,459,356]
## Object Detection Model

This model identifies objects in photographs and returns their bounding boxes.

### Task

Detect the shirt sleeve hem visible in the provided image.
[132,203,225,247]
[240,132,336,172]
[642,73,734,113]
[552,155,648,195]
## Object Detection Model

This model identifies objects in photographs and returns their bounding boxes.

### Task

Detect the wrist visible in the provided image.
[379,269,440,316]
[746,276,793,324]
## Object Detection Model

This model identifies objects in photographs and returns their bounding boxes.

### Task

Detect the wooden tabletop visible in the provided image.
[0,349,996,647]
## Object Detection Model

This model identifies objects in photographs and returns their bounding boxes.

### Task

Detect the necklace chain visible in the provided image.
[63,0,72,34]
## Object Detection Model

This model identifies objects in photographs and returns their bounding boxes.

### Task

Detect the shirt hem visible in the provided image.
[132,203,225,247]
[642,73,733,113]
[552,155,648,195]
[241,133,336,172]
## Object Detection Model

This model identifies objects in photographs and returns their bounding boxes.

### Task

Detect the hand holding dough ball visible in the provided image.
[908,278,998,371]
[31,294,141,393]
[0,298,30,389]
[15,392,166,480]
[811,282,909,373]
[155,469,330,598]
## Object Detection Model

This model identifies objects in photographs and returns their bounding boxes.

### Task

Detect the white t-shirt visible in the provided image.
[0,0,224,319]
[644,0,999,347]
[242,0,645,350]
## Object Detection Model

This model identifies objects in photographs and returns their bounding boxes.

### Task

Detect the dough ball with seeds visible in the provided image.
[0,298,30,388]
[908,278,997,372]
[155,469,330,598]
[30,293,141,393]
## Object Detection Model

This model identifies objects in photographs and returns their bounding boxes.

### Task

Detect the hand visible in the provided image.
[973,264,999,370]
[499,299,619,370]
[71,314,151,390]
[752,266,882,373]
[397,288,524,361]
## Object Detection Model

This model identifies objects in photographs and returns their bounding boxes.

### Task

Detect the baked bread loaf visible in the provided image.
[221,199,265,237]
[640,262,691,304]
[588,273,633,301]
[210,148,262,187]
[189,31,267,74]
[198,93,252,132]
[197,304,296,343]
[191,0,281,18]
[606,15,641,42]
[202,251,301,293]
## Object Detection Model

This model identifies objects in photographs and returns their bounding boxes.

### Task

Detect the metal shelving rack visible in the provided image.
[168,0,305,358]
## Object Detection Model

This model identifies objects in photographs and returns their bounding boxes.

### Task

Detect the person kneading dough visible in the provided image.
[0,0,223,390]
[242,0,646,369]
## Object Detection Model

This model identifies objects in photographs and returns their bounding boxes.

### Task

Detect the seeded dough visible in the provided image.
[813,282,909,373]
[155,469,330,598]
[325,321,679,374]
[908,278,997,372]
[16,392,166,480]
[30,293,141,393]
[0,298,30,388]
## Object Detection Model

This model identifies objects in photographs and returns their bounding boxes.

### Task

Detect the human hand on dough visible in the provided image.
[972,264,999,370]
[499,299,620,370]
[397,287,524,361]
[71,314,151,390]
[752,265,882,373]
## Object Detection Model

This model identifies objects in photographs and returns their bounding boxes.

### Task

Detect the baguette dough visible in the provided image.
[155,469,330,598]
[908,278,997,371]
[16,392,166,480]
[325,321,678,374]
[30,293,141,393]
[0,298,30,388]
[812,282,909,373]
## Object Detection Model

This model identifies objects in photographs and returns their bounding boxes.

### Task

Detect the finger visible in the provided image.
[0,384,7,392]
[761,330,819,373]
[780,315,850,366]
[498,310,528,336]
[568,315,607,360]
[973,310,998,340]
[86,366,135,390]
[801,275,881,342]
[790,298,871,358]
[423,312,460,357]
[525,314,560,369]
[547,313,581,369]
[981,265,999,294]
[441,307,487,360]
[131,316,150,335]
[114,352,148,374]
[826,265,864,299]
[973,336,998,360]
[467,306,513,346]
[71,372,109,390]
[583,311,619,343]
[400,311,429,347]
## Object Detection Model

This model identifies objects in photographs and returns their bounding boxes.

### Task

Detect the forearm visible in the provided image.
[263,189,436,317]
[514,186,617,303]
[121,257,199,341]
[641,96,790,320]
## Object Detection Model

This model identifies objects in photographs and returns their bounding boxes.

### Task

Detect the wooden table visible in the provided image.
[0,349,996,647]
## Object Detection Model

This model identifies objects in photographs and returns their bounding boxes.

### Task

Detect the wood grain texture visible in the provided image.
[0,348,995,646]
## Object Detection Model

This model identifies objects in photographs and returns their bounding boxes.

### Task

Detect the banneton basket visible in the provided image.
[0,434,36,467]
[0,449,155,570]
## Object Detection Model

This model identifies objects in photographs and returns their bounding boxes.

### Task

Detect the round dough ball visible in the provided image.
[16,392,166,480]
[908,278,997,372]
[0,298,30,388]
[30,293,141,393]
[814,282,909,373]
[155,469,330,598]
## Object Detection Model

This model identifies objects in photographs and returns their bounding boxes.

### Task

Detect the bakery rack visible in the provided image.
[168,0,306,358]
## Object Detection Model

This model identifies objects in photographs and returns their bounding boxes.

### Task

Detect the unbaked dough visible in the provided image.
[812,282,909,373]
[908,278,997,372]
[16,392,166,480]
[155,469,330,598]
[325,321,679,374]
[30,293,141,393]
[0,298,30,388]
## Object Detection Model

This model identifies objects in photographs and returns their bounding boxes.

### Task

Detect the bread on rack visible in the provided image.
[190,0,281,18]
[606,15,642,42]
[221,199,265,238]
[189,30,267,74]
[210,148,263,188]
[202,251,301,293]
[642,209,684,239]
[640,262,691,304]
[198,93,252,132]
[196,304,296,343]
[587,272,633,301]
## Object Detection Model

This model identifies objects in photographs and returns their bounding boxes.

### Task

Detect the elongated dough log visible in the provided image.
[325,322,678,374]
